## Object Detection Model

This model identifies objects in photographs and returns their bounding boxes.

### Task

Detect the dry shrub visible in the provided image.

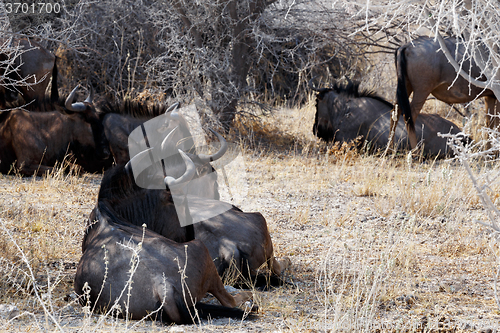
[326,139,361,166]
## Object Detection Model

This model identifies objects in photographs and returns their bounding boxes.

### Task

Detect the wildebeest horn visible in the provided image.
[165,102,180,115]
[169,102,181,120]
[84,86,94,104]
[160,126,179,154]
[197,129,228,163]
[65,85,87,112]
[124,147,154,175]
[164,150,196,188]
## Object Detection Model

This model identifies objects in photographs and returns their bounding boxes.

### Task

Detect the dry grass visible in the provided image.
[0,97,499,331]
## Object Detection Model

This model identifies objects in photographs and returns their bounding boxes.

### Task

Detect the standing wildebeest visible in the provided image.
[393,36,495,149]
[75,152,253,323]
[0,37,58,106]
[0,86,110,175]
[311,80,464,157]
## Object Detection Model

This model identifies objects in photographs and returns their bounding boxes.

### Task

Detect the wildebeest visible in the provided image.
[75,202,253,323]
[393,36,496,149]
[311,80,464,157]
[0,86,110,175]
[96,137,289,286]
[97,100,193,165]
[75,152,253,322]
[0,37,58,106]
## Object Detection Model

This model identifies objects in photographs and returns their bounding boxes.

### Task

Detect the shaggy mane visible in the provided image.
[98,100,168,118]
[318,81,393,108]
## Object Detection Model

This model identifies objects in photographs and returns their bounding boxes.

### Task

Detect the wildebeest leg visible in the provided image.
[206,259,252,308]
[406,90,429,149]
[269,256,291,277]
[157,287,183,323]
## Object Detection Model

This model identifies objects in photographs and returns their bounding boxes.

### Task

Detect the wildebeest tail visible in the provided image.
[163,299,253,323]
[395,46,414,132]
[50,58,59,103]
[194,302,254,321]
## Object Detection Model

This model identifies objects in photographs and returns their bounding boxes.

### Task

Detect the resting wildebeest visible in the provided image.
[311,80,464,157]
[393,36,495,149]
[76,181,253,322]
[98,100,193,165]
[0,86,110,175]
[0,37,58,106]
[96,137,288,286]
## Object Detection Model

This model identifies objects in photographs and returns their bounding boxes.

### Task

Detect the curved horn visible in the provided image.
[170,103,181,119]
[160,126,179,155]
[164,150,196,188]
[124,147,154,175]
[165,102,180,114]
[65,85,87,112]
[84,86,94,104]
[197,128,228,163]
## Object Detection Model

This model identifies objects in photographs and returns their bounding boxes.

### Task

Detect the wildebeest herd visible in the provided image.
[0,34,495,324]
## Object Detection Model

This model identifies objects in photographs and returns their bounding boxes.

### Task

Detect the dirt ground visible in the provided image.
[1,105,500,332]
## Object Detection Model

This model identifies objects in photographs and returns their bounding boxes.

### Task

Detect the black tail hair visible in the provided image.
[50,58,59,103]
[395,46,415,133]
[167,299,254,323]
[194,303,254,321]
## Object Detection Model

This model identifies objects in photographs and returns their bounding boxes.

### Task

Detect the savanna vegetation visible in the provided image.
[1,0,500,331]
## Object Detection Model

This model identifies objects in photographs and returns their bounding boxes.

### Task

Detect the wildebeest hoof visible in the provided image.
[233,290,253,307]
[277,257,291,273]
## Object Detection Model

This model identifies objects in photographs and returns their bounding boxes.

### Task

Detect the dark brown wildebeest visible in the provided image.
[98,101,193,165]
[0,37,58,106]
[393,36,495,149]
[0,86,110,175]
[311,80,465,157]
[75,153,253,323]
[96,138,288,287]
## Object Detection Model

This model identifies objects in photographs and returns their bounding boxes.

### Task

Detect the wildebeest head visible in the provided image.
[310,79,366,142]
[97,126,226,241]
[309,78,336,141]
[65,86,111,161]
[310,78,395,145]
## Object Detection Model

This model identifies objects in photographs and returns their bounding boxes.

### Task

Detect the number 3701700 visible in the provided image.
[5,2,61,14]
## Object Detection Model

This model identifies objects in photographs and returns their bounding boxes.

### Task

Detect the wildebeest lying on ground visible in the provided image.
[96,131,289,287]
[0,86,110,175]
[311,80,465,157]
[75,200,254,323]
[393,36,496,149]
[97,100,193,165]
[0,37,58,106]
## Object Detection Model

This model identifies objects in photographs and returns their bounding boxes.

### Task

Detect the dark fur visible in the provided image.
[0,98,110,175]
[394,36,496,148]
[98,99,169,118]
[76,201,253,323]
[312,80,466,157]
[97,162,286,288]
